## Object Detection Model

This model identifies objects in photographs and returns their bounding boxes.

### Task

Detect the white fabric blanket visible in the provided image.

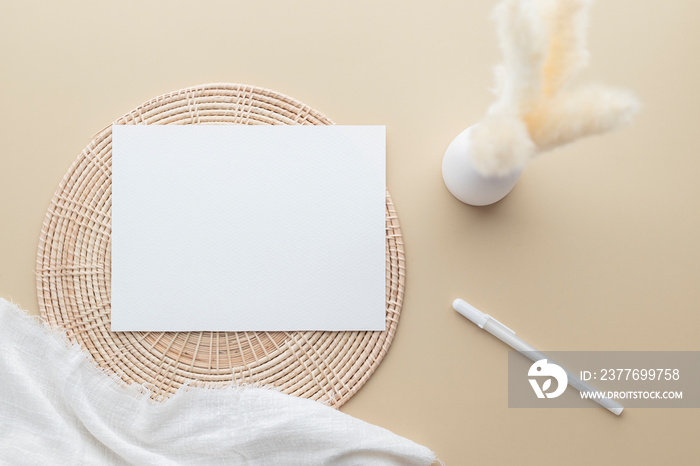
[0,298,435,465]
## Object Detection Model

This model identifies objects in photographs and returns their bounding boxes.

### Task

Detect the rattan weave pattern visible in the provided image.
[36,83,404,407]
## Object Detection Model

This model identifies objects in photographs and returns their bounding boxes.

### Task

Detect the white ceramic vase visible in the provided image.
[442,126,523,206]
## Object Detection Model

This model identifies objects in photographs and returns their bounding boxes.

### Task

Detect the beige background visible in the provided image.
[1,0,698,464]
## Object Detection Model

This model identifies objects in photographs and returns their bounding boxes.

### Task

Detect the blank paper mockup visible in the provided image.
[110,125,386,331]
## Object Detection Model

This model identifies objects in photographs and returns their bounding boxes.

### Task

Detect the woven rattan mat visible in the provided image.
[36,83,404,408]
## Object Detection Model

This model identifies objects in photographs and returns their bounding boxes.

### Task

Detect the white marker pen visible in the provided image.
[453,298,623,415]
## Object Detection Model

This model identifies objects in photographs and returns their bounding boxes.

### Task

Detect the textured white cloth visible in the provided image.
[0,298,434,465]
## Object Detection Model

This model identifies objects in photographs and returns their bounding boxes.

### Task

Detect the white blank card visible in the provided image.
[111,125,386,331]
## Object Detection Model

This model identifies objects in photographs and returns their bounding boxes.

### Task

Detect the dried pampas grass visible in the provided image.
[471,0,640,177]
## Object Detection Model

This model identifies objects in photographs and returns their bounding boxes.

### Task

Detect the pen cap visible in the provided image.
[452,299,489,328]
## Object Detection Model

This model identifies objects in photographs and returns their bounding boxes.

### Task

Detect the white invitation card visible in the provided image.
[111,125,386,331]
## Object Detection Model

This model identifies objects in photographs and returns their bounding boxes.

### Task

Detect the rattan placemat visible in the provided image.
[36,83,404,408]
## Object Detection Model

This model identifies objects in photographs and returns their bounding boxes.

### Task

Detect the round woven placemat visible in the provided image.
[36,83,404,408]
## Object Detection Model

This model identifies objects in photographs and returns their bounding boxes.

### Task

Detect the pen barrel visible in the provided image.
[483,318,623,415]
[565,371,624,414]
